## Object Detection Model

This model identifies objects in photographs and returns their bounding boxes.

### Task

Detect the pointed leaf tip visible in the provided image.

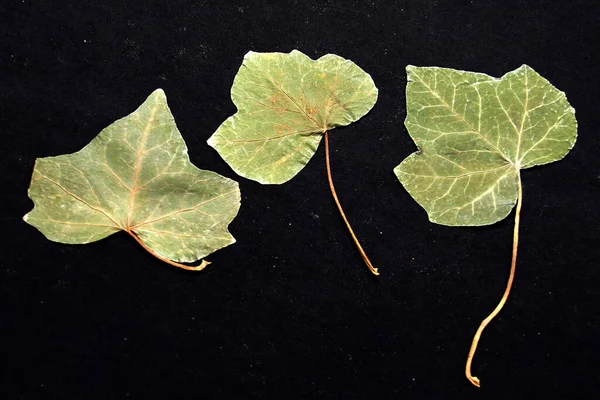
[146,88,167,102]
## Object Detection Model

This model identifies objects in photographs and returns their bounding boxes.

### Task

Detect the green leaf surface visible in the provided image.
[24,89,241,266]
[395,65,577,226]
[208,50,378,184]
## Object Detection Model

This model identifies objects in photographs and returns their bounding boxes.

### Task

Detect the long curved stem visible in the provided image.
[324,131,379,276]
[466,176,523,387]
[126,230,210,271]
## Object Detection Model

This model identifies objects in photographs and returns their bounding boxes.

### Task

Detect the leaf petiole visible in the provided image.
[126,230,211,271]
[324,131,379,276]
[465,174,522,387]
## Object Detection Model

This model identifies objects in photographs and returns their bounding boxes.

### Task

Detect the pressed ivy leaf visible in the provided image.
[24,89,241,271]
[208,50,380,275]
[395,65,576,226]
[208,50,378,184]
[395,65,577,386]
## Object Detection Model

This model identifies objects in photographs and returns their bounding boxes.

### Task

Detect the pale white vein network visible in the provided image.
[395,65,577,226]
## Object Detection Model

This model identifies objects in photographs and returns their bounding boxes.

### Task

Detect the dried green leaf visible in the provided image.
[207,50,380,275]
[394,65,577,387]
[207,50,378,184]
[24,89,241,270]
[395,65,577,226]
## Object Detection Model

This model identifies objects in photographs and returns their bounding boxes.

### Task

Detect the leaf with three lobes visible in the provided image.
[395,65,576,226]
[395,65,577,386]
[24,89,241,271]
[207,50,378,184]
[208,50,380,275]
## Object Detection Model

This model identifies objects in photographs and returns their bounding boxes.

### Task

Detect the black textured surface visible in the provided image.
[2,1,599,398]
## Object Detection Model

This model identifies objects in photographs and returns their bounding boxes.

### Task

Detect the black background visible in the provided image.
[2,0,599,398]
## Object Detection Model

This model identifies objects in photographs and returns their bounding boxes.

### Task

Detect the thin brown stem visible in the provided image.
[465,175,523,387]
[126,230,210,271]
[324,130,379,276]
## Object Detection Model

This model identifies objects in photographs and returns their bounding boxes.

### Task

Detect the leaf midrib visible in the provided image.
[126,102,158,229]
